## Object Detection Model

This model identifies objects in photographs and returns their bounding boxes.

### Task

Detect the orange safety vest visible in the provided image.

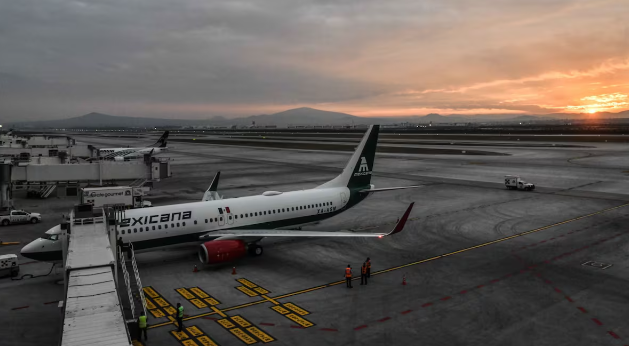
[345,267,352,277]
[366,260,371,269]
[361,265,367,274]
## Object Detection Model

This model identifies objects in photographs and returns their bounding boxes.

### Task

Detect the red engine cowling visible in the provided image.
[198,240,247,264]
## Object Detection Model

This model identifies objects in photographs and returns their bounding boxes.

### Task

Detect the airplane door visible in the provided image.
[218,215,225,226]
[226,210,234,225]
[340,192,348,206]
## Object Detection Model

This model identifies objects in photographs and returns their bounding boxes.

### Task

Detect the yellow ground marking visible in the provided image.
[186,326,204,337]
[154,297,169,308]
[283,303,309,316]
[190,299,208,309]
[168,316,178,326]
[271,305,290,315]
[231,315,252,328]
[145,299,156,310]
[247,326,275,343]
[0,242,20,245]
[236,286,259,297]
[218,319,236,329]
[146,203,629,330]
[285,313,314,328]
[211,306,227,318]
[164,306,177,315]
[253,287,269,295]
[170,330,189,340]
[236,278,258,288]
[143,287,159,298]
[150,309,165,318]
[204,298,221,306]
[182,339,199,346]
[229,328,257,345]
[190,287,210,299]
[260,295,279,305]
[197,335,220,346]
[177,288,196,300]
[131,340,144,346]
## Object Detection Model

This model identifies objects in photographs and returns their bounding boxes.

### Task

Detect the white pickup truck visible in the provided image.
[0,210,42,226]
[505,175,535,191]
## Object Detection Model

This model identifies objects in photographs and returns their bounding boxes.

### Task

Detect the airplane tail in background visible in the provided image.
[316,125,379,190]
[152,131,169,148]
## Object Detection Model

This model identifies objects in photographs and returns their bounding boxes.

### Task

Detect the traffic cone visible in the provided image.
[232,266,237,275]
[193,265,199,273]
[402,275,406,285]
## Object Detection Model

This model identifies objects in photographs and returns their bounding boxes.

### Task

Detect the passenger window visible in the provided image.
[134,229,137,233]
[220,217,223,221]
[210,218,213,222]
[140,228,143,232]
[152,226,155,230]
[177,223,180,227]
[165,224,168,229]
[194,220,197,225]
[205,219,208,223]
[229,216,232,220]
[171,223,174,228]
[159,225,162,229]
[182,222,186,226]
[235,215,238,219]
[282,208,285,212]
[263,211,266,215]
[245,213,248,217]
[122,230,125,234]
[272,210,275,214]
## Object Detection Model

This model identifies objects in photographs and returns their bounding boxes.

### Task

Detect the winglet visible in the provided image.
[385,202,415,236]
[209,171,220,192]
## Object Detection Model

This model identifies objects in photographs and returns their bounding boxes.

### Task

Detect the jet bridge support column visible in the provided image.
[0,163,12,212]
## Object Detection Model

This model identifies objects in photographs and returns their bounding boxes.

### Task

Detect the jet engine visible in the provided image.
[198,240,247,264]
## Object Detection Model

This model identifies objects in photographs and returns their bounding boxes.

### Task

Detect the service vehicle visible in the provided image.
[504,175,535,191]
[0,210,42,226]
[0,254,19,278]
[80,186,152,209]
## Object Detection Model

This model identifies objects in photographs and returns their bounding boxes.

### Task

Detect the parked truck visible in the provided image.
[0,210,42,226]
[80,186,152,209]
[504,175,535,191]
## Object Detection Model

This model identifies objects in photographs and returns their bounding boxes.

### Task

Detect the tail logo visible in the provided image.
[354,157,371,176]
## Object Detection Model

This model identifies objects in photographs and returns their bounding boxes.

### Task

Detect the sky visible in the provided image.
[1,0,628,121]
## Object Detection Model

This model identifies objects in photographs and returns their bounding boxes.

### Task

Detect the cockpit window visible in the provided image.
[41,234,59,241]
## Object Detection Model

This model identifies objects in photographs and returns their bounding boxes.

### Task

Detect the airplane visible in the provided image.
[91,130,169,161]
[21,125,418,265]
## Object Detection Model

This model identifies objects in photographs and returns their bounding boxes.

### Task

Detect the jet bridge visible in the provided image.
[60,205,147,346]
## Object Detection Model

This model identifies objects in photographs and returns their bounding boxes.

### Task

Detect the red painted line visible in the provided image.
[544,279,552,284]
[353,325,368,331]
[320,328,338,332]
[378,317,391,322]
[421,302,433,307]
[608,331,621,339]
[559,235,565,237]
[519,269,528,273]
[554,287,562,293]
[592,318,603,326]
[477,285,485,289]
[540,240,546,243]
[459,290,468,295]
[440,296,452,301]
[11,306,29,310]
[550,238,555,240]
[565,296,574,303]
[577,307,588,313]
[43,301,59,305]
[291,326,305,329]
[401,309,414,314]
[259,323,275,326]
[504,274,512,278]
[491,279,500,283]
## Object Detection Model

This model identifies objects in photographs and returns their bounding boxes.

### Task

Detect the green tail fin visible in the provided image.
[317,125,379,190]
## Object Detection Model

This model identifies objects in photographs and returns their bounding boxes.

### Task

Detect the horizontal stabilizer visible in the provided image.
[359,186,422,193]
[199,202,414,239]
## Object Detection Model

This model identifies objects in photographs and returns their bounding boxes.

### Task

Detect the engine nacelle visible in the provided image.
[198,240,247,264]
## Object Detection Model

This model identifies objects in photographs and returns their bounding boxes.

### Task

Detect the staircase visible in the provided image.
[40,184,56,198]
[117,244,146,322]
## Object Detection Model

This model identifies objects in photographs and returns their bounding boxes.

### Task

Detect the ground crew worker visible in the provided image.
[175,303,184,332]
[345,264,353,288]
[366,257,371,278]
[360,262,368,285]
[137,312,148,341]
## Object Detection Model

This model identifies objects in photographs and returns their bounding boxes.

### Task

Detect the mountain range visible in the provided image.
[6,107,629,128]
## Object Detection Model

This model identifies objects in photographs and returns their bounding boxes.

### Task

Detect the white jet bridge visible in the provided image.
[60,205,147,346]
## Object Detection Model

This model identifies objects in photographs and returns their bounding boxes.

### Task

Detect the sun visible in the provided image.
[588,108,598,114]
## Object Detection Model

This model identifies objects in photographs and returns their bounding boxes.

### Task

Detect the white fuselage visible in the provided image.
[100,147,166,157]
[117,187,349,247]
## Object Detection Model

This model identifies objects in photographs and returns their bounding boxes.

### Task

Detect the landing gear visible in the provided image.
[248,244,263,256]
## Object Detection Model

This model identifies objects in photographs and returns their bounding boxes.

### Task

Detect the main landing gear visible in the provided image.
[248,244,263,256]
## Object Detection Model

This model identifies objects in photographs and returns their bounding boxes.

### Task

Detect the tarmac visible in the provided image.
[2,132,629,346]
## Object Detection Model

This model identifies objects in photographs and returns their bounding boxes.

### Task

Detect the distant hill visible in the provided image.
[6,108,629,129]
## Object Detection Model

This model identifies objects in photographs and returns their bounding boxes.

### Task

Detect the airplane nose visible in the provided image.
[20,240,39,260]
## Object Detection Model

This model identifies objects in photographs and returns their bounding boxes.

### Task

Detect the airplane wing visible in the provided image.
[359,186,422,193]
[199,202,414,240]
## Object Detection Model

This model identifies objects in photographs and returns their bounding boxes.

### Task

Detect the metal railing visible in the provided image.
[129,243,147,317]
[118,246,136,321]
[72,216,105,225]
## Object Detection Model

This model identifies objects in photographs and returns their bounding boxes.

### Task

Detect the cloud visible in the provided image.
[0,0,628,121]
